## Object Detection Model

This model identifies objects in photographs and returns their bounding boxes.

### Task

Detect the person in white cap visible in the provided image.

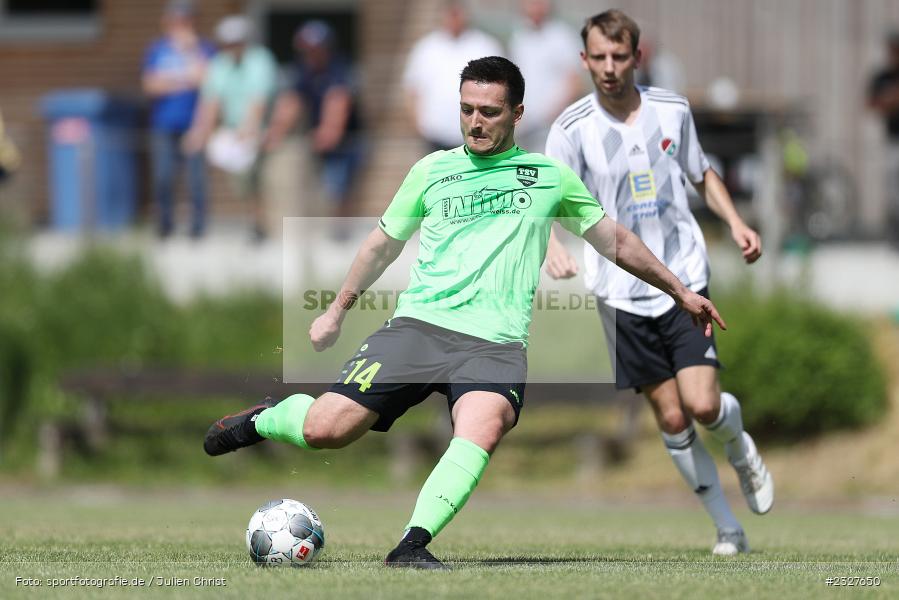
[183,15,278,242]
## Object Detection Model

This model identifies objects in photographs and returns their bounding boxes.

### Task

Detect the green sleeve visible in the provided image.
[379,159,428,241]
[556,162,605,237]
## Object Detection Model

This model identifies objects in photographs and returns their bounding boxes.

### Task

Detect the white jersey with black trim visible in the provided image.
[545,86,712,317]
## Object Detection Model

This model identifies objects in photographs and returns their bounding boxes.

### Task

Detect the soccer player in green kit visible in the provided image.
[203,56,725,569]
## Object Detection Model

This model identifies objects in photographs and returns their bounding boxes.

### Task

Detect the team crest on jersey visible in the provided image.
[516,166,538,187]
[660,138,677,156]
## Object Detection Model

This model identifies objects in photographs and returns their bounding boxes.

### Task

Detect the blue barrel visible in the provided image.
[40,89,139,231]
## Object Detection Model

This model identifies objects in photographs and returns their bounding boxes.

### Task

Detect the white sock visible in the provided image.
[705,392,747,462]
[662,425,741,531]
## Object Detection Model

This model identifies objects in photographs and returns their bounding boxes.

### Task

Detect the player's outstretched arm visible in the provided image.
[693,169,762,264]
[583,216,727,337]
[309,227,406,351]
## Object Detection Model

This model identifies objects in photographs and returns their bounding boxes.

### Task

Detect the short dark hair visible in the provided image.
[459,56,525,107]
[581,9,641,54]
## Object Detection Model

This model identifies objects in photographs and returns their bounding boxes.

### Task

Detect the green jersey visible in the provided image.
[379,144,605,345]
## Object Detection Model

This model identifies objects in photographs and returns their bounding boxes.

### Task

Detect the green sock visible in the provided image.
[253,393,319,450]
[406,437,490,538]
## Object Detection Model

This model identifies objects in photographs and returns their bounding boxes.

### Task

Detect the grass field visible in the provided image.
[1,486,896,599]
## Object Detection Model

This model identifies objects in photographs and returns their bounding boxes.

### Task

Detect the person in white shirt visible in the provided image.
[544,9,773,556]
[402,0,503,152]
[509,0,583,153]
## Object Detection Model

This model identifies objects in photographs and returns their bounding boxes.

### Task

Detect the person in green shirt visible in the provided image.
[182,15,278,242]
[203,56,725,569]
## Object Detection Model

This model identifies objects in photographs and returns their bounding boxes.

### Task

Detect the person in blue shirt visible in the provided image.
[267,21,365,220]
[142,0,215,238]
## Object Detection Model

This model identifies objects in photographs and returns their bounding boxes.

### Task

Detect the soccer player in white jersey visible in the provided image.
[544,9,774,555]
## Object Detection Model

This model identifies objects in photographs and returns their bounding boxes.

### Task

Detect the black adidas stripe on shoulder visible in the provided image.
[559,96,590,119]
[646,95,689,109]
[557,106,593,129]
[562,107,596,131]
[646,90,689,105]
[557,97,591,121]
[646,89,687,99]
[560,104,594,130]
[645,87,687,100]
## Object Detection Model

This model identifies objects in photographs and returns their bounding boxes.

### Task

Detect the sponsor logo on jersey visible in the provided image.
[441,187,533,220]
[516,166,538,187]
[628,171,656,201]
[629,144,644,156]
[661,138,677,156]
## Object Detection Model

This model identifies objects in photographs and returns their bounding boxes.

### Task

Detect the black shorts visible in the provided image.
[597,288,721,392]
[329,317,527,432]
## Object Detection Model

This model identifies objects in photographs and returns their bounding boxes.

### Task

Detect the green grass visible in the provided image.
[0,487,896,599]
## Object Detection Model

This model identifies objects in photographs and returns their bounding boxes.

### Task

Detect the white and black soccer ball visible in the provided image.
[246,499,325,567]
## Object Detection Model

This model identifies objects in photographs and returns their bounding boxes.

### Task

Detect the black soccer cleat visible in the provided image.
[384,541,450,570]
[203,397,280,456]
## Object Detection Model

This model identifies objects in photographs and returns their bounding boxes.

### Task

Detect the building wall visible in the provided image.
[0,0,435,226]
[0,0,241,225]
[478,0,899,235]
[3,0,898,234]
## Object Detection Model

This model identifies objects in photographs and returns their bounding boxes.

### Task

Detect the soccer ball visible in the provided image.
[246,499,325,567]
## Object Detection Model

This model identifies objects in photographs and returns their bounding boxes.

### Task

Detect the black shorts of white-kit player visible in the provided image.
[329,317,527,431]
[597,287,722,392]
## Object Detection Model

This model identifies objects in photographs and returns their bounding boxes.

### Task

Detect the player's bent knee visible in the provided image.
[455,420,507,455]
[302,421,349,449]
[302,392,377,448]
[689,402,719,425]
[660,411,690,434]
[301,422,332,449]
[482,423,508,452]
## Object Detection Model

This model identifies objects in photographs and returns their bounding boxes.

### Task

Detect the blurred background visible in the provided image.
[0,0,897,511]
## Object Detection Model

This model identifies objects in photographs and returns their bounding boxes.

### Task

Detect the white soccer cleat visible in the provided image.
[712,528,750,556]
[730,432,774,514]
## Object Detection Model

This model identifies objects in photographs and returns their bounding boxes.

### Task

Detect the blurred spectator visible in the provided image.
[0,107,21,184]
[267,21,365,220]
[868,31,899,247]
[402,0,502,152]
[142,0,215,239]
[509,0,583,153]
[183,15,278,242]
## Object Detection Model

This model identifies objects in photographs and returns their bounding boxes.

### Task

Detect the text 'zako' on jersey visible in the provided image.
[546,86,712,318]
[379,145,605,345]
